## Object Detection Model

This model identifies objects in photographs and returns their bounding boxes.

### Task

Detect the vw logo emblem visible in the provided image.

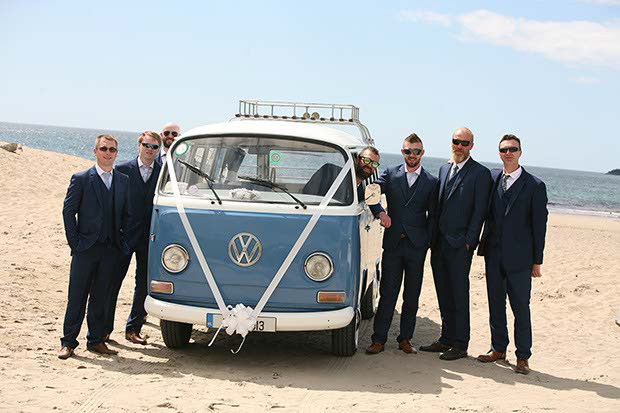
[228,233,262,267]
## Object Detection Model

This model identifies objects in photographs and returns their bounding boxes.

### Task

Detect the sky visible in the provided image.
[1,0,619,172]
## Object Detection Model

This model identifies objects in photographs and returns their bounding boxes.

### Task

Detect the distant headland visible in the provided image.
[607,169,620,176]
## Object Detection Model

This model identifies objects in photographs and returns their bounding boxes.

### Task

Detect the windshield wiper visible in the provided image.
[178,160,222,205]
[238,175,307,209]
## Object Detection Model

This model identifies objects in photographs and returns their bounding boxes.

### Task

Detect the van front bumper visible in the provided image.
[145,296,353,331]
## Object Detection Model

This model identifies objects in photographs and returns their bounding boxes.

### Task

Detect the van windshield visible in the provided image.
[160,135,354,206]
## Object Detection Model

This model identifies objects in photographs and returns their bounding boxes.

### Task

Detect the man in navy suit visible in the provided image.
[106,131,162,344]
[58,135,131,359]
[420,127,492,360]
[156,122,180,165]
[477,134,548,374]
[366,134,439,355]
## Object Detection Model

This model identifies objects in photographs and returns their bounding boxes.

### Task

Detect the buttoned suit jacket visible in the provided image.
[115,158,161,250]
[433,158,492,250]
[370,165,439,251]
[477,167,548,273]
[62,166,131,255]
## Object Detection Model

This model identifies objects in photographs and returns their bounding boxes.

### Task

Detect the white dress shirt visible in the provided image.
[502,166,522,191]
[138,157,154,183]
[405,165,422,187]
[95,163,113,186]
[160,149,168,165]
[450,156,470,179]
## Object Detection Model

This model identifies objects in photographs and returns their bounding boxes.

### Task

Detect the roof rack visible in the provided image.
[233,100,374,145]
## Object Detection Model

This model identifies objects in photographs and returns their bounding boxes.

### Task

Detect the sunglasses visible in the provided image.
[98,146,117,153]
[163,131,178,137]
[141,142,160,150]
[452,139,471,147]
[359,155,379,168]
[499,146,520,153]
[402,148,422,156]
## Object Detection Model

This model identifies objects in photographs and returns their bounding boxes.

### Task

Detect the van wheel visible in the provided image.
[360,275,378,320]
[160,319,192,348]
[331,309,360,356]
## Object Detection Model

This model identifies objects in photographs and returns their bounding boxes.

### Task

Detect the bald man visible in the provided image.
[421,127,492,361]
[157,122,180,165]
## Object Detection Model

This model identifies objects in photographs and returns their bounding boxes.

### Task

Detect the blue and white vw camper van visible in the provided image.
[145,101,382,356]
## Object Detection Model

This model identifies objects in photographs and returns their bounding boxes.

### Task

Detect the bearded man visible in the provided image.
[420,127,492,361]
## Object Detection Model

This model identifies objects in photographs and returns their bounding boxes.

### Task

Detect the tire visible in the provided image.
[360,275,378,320]
[331,309,360,356]
[160,319,192,348]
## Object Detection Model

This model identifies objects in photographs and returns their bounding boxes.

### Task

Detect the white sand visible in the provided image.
[1,144,619,412]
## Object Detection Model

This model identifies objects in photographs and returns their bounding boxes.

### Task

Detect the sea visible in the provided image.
[1,121,619,217]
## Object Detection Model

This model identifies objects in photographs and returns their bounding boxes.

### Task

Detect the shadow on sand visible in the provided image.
[78,314,620,399]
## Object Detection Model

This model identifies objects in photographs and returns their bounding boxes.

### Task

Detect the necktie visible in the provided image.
[142,165,152,182]
[102,172,112,190]
[449,163,459,180]
[501,174,510,193]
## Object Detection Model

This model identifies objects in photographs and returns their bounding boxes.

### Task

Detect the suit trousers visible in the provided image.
[105,238,149,334]
[431,236,474,350]
[371,237,426,344]
[61,242,118,348]
[484,246,532,360]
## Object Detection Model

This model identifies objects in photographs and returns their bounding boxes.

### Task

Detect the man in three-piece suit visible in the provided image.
[366,134,439,355]
[421,127,492,360]
[58,135,131,359]
[106,131,162,344]
[156,122,180,165]
[477,134,548,375]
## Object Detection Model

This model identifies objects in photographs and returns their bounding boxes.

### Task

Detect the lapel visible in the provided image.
[113,170,123,221]
[495,171,504,200]
[396,164,409,201]
[446,158,474,201]
[504,168,528,216]
[405,167,427,207]
[437,163,450,201]
[89,166,103,207]
[131,158,146,187]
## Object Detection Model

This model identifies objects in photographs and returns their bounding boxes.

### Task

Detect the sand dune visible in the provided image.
[1,144,619,412]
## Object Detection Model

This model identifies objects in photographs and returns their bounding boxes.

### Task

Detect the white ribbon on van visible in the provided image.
[166,152,353,352]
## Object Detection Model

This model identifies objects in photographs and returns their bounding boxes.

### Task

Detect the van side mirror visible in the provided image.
[364,183,381,205]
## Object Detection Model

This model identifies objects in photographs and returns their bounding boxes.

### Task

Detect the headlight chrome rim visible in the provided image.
[161,244,190,274]
[304,252,334,282]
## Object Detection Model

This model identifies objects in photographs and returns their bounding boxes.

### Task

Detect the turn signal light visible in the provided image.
[317,291,346,304]
[151,281,174,294]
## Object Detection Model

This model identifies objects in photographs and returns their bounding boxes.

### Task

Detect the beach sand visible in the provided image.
[1,144,619,412]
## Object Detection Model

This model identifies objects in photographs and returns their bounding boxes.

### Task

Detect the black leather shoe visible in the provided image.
[419,340,451,353]
[439,347,468,361]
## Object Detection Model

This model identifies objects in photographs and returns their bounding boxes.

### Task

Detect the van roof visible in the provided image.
[181,119,369,149]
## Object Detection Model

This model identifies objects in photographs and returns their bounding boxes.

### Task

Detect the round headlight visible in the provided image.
[304,253,333,282]
[161,244,189,273]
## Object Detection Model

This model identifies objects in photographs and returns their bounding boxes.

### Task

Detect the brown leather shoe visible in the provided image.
[366,342,385,354]
[515,358,530,375]
[477,350,506,363]
[87,342,118,355]
[58,346,74,360]
[398,339,417,354]
[125,330,148,345]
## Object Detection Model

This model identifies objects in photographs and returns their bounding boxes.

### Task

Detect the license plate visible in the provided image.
[206,313,276,332]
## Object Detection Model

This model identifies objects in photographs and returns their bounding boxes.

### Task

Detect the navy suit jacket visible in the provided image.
[477,168,548,272]
[62,166,131,255]
[115,158,161,249]
[434,158,492,249]
[370,165,439,251]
